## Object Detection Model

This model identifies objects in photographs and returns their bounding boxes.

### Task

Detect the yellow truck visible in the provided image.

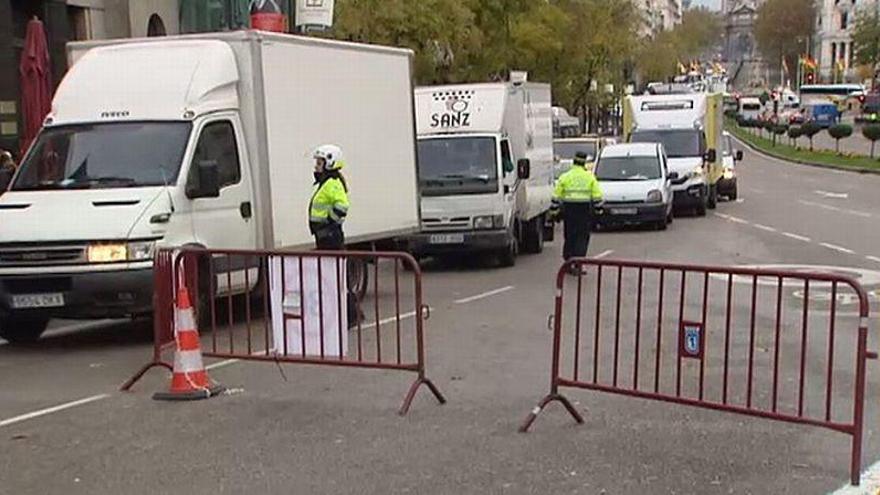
[622,92,724,215]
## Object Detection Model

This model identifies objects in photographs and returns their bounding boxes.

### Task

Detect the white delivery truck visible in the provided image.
[0,31,420,343]
[402,77,554,266]
[623,92,723,216]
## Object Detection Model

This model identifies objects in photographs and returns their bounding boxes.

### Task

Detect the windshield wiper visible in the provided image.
[438,173,491,182]
[67,176,138,188]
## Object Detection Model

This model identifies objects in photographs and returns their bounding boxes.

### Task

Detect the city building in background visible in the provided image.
[637,0,683,38]
[814,0,874,83]
[722,0,773,89]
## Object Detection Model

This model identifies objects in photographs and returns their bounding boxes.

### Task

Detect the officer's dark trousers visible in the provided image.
[562,202,593,260]
[313,224,360,324]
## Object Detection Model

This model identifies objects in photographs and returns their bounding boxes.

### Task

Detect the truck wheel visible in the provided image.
[0,315,50,344]
[497,239,518,267]
[543,220,555,242]
[696,202,707,217]
[728,181,738,201]
[707,185,717,209]
[346,258,369,300]
[523,216,544,254]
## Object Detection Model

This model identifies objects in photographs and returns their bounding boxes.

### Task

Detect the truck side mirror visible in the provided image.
[704,149,717,163]
[187,160,221,199]
[734,150,743,161]
[517,158,531,180]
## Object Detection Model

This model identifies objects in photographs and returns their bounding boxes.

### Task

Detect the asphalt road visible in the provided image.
[2,144,880,494]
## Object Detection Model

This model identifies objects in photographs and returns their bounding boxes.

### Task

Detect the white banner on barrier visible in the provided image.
[269,256,348,358]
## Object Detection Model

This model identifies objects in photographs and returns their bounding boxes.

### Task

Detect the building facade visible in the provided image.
[638,0,683,38]
[0,0,179,155]
[814,0,877,82]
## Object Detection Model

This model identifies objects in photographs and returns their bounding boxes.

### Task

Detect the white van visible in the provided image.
[738,97,763,120]
[594,143,674,230]
[403,77,554,266]
[0,31,420,343]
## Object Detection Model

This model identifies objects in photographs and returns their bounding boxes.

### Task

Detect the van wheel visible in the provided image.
[0,315,50,344]
[543,218,556,242]
[523,216,544,254]
[695,202,707,217]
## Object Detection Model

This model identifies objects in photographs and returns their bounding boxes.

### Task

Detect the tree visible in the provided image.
[771,123,787,146]
[853,7,880,89]
[862,124,880,157]
[754,0,816,83]
[634,7,722,83]
[800,122,821,151]
[828,124,854,153]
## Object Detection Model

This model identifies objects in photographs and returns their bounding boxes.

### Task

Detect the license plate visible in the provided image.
[610,208,638,215]
[429,234,465,244]
[11,293,65,309]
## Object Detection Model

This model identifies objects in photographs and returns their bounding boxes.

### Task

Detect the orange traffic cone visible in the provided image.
[153,286,224,401]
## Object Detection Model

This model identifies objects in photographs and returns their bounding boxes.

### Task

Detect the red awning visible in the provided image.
[19,17,53,157]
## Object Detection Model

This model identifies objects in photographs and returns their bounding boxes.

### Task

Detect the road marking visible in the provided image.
[727,215,749,224]
[799,200,872,218]
[0,393,111,428]
[782,232,812,242]
[455,286,514,304]
[815,190,849,199]
[594,250,614,259]
[735,198,745,203]
[819,242,855,254]
[753,224,777,232]
[830,457,880,494]
[713,213,731,220]
[867,256,880,264]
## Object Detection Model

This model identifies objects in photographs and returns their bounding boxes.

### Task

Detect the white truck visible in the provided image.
[0,31,421,343]
[623,92,723,216]
[402,77,554,266]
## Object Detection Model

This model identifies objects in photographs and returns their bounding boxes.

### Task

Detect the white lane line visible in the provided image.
[455,286,514,304]
[830,458,880,494]
[0,393,111,428]
[819,242,855,254]
[594,250,614,259]
[867,256,880,264]
[799,200,872,218]
[783,232,812,242]
[727,215,749,224]
[735,198,745,203]
[815,190,849,199]
[713,213,731,220]
[753,224,777,232]
[204,312,421,370]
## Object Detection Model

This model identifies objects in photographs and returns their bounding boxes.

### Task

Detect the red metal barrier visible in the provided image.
[520,258,874,486]
[123,247,446,415]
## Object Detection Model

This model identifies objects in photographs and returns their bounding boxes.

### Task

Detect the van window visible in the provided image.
[190,121,241,189]
[500,140,514,174]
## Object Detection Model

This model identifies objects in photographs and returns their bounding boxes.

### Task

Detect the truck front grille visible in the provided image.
[421,217,471,231]
[0,243,88,267]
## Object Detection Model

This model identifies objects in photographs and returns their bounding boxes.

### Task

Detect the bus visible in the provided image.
[799,84,864,105]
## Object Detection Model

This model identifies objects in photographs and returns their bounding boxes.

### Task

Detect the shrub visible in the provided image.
[827,124,853,154]
[862,124,880,158]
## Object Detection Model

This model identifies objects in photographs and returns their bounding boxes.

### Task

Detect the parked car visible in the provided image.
[594,143,674,230]
[718,131,742,201]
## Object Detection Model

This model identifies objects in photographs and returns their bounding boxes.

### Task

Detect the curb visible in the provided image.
[727,129,880,176]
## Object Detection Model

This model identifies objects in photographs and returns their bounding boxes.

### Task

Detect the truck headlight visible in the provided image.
[87,241,155,263]
[127,241,156,261]
[723,168,734,179]
[87,243,127,263]
[689,166,704,179]
[646,190,663,203]
[474,216,494,230]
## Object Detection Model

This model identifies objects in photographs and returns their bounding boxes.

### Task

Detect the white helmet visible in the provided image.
[313,144,345,171]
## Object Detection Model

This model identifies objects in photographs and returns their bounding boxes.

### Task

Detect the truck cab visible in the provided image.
[404,81,554,266]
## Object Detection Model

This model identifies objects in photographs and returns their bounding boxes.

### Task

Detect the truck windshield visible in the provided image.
[417,137,499,196]
[630,129,701,158]
[12,122,192,191]
[595,156,661,181]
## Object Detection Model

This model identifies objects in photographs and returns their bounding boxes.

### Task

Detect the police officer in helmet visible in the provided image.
[550,151,603,270]
[309,144,350,249]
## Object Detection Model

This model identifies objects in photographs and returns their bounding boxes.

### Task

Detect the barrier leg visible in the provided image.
[398,376,447,416]
[519,393,585,433]
[120,360,173,391]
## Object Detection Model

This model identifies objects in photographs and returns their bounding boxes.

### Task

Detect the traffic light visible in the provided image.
[805,72,815,84]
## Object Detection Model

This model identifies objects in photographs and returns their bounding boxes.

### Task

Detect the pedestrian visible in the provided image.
[550,151,603,271]
[0,150,15,193]
[309,144,350,249]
